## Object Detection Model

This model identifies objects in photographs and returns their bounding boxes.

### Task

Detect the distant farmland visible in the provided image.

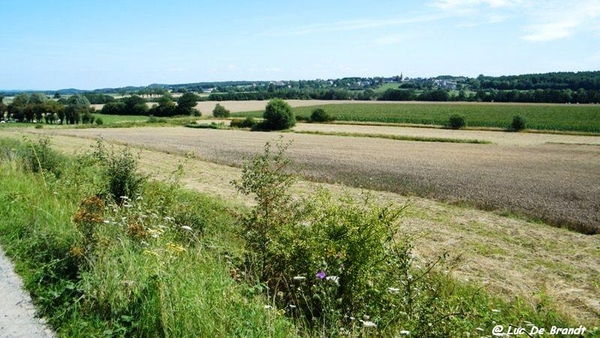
[234,102,600,133]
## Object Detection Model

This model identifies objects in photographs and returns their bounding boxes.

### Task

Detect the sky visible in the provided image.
[1,0,599,90]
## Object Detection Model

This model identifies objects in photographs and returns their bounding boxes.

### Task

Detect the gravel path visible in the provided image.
[0,248,54,338]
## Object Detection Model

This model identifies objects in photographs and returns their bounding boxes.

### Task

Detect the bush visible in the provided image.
[22,137,65,177]
[212,103,231,118]
[95,117,104,125]
[232,139,466,336]
[230,117,257,129]
[262,99,295,130]
[448,114,466,129]
[511,115,526,131]
[92,139,145,203]
[310,108,335,123]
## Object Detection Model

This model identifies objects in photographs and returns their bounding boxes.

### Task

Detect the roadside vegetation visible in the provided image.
[0,136,589,337]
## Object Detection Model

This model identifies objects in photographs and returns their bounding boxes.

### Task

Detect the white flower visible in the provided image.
[399,330,410,335]
[388,287,400,294]
[181,225,193,231]
[293,276,306,281]
[361,320,377,328]
[326,276,339,284]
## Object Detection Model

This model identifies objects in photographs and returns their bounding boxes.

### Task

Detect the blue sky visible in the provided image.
[1,0,599,90]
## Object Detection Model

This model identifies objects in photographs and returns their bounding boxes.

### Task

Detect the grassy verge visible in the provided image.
[0,138,296,337]
[293,130,492,144]
[0,137,591,337]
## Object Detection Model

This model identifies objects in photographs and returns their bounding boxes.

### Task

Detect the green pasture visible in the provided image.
[234,102,600,133]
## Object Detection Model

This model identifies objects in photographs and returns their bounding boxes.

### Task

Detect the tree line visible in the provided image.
[0,93,97,124]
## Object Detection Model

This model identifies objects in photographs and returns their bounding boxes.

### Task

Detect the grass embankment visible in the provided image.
[0,137,590,336]
[0,138,295,337]
[233,102,600,133]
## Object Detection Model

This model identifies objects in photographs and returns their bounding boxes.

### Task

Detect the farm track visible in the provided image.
[3,127,600,324]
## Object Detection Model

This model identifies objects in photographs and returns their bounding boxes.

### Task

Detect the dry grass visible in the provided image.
[24,126,600,233]
[3,129,599,325]
[293,123,600,146]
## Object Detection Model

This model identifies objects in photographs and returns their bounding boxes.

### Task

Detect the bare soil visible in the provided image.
[4,127,600,324]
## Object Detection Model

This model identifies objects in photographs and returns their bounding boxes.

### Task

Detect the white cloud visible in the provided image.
[520,1,600,42]
[265,13,446,37]
[431,0,600,42]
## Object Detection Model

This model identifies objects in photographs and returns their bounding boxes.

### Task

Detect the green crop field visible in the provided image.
[234,102,600,133]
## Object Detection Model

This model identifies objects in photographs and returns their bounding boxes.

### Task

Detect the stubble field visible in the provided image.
[25,125,600,234]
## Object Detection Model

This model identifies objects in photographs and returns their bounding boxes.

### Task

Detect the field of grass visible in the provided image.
[234,102,600,133]
[92,113,148,124]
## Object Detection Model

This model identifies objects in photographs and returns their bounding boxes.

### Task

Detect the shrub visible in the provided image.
[310,108,335,123]
[22,137,65,177]
[95,117,104,125]
[448,114,466,129]
[212,103,231,118]
[230,117,257,129]
[262,99,295,130]
[511,115,526,131]
[232,139,464,336]
[92,139,145,203]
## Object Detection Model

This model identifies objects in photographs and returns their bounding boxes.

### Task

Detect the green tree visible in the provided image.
[176,92,200,115]
[29,92,48,105]
[149,95,177,117]
[262,99,295,130]
[212,103,230,118]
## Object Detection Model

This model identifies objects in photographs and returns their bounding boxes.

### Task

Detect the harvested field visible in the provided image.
[23,126,600,234]
[2,130,599,324]
[293,123,600,146]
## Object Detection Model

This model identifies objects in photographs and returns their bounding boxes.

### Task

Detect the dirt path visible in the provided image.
[3,129,599,325]
[0,248,54,337]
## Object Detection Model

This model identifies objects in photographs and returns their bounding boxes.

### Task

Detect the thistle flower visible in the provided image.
[316,271,326,280]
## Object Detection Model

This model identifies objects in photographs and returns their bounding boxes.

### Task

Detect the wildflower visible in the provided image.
[361,320,377,328]
[399,330,410,335]
[181,225,193,231]
[316,271,326,280]
[293,276,306,281]
[388,287,400,294]
[326,276,339,284]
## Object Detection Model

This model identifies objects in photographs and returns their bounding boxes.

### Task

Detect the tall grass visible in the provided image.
[0,137,296,337]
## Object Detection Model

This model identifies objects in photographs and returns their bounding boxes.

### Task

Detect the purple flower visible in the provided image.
[316,270,326,280]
